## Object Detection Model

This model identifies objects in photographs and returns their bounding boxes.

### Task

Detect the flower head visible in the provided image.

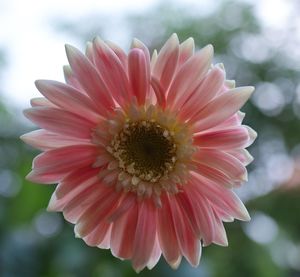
[22,34,256,272]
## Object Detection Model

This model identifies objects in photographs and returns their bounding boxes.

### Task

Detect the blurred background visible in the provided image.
[1,0,300,276]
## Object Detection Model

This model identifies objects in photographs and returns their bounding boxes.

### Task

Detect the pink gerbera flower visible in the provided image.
[22,34,256,272]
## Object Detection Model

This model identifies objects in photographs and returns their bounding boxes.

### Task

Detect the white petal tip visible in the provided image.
[240,171,248,182]
[203,44,214,54]
[168,256,182,269]
[242,86,255,95]
[225,79,236,89]
[169,33,179,40]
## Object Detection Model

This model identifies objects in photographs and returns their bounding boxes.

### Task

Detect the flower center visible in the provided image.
[93,104,196,201]
[110,121,177,183]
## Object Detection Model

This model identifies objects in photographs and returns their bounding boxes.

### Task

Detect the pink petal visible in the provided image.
[178,67,225,118]
[151,77,166,108]
[107,193,136,222]
[190,174,250,221]
[62,182,110,223]
[98,225,113,249]
[153,34,179,91]
[168,195,201,267]
[63,65,84,90]
[24,107,95,139]
[132,199,157,273]
[65,44,115,115]
[128,48,150,105]
[227,149,254,166]
[110,202,138,260]
[209,112,245,131]
[192,163,234,188]
[191,86,254,132]
[147,236,161,270]
[178,37,194,66]
[131,38,151,66]
[157,193,181,269]
[211,211,228,246]
[176,189,215,246]
[194,126,250,150]
[167,44,213,109]
[92,37,131,107]
[150,49,158,71]
[105,40,128,69]
[55,166,100,199]
[193,149,247,181]
[35,80,101,123]
[20,130,91,151]
[75,190,121,237]
[82,220,111,247]
[30,97,55,107]
[27,145,97,184]
[47,175,99,213]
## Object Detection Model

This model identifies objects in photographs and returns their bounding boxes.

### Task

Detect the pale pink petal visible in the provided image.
[28,145,97,184]
[24,107,95,139]
[194,126,250,150]
[176,189,215,246]
[30,97,55,107]
[98,225,113,249]
[150,49,158,71]
[209,112,245,131]
[107,193,136,222]
[128,48,150,105]
[147,236,161,270]
[214,207,234,222]
[167,44,213,109]
[191,86,254,132]
[63,65,84,90]
[168,195,201,267]
[131,39,153,102]
[81,220,111,247]
[35,80,101,123]
[131,38,151,67]
[62,182,111,223]
[105,40,128,69]
[55,166,100,199]
[65,44,115,115]
[47,179,96,214]
[178,37,194,66]
[245,126,257,147]
[178,67,225,118]
[92,37,131,107]
[132,199,157,272]
[211,211,228,246]
[20,130,90,151]
[190,174,250,221]
[157,193,181,269]
[193,149,247,181]
[192,163,235,188]
[110,202,138,260]
[75,190,121,237]
[227,149,254,166]
[153,34,179,91]
[151,77,166,108]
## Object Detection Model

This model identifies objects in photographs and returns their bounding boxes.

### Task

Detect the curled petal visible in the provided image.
[128,48,150,105]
